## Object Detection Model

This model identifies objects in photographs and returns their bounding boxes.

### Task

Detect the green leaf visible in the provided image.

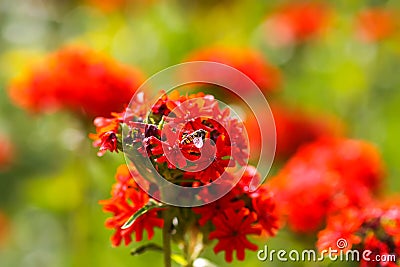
[158,116,166,130]
[121,199,166,230]
[130,243,163,256]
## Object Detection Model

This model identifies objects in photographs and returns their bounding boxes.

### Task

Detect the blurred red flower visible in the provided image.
[244,104,344,161]
[99,165,164,246]
[86,0,128,11]
[0,134,14,171]
[317,202,400,266]
[85,0,155,12]
[355,8,397,43]
[270,138,385,233]
[264,2,331,46]
[185,46,281,94]
[8,45,145,119]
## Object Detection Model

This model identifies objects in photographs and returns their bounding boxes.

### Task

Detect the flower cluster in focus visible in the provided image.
[94,90,280,263]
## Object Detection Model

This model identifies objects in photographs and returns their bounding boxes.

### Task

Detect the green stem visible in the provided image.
[163,209,172,267]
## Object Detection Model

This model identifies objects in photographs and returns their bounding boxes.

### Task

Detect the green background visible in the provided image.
[1,0,400,266]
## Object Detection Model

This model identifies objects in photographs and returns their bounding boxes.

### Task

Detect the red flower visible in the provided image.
[245,103,344,161]
[134,91,249,184]
[273,105,344,159]
[356,8,397,43]
[90,93,148,156]
[97,131,119,156]
[191,136,235,183]
[317,208,363,252]
[86,0,128,12]
[90,113,121,156]
[251,186,279,236]
[209,208,262,262]
[317,203,400,266]
[99,165,164,246]
[193,192,245,226]
[147,135,188,169]
[8,45,145,119]
[236,165,261,193]
[270,138,384,233]
[264,2,331,46]
[185,46,281,94]
[361,235,394,267]
[94,89,280,263]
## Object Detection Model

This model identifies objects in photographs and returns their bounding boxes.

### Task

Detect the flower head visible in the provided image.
[8,45,145,119]
[117,90,250,186]
[99,165,164,246]
[356,8,397,43]
[94,90,279,263]
[264,2,331,46]
[185,47,281,94]
[209,208,262,262]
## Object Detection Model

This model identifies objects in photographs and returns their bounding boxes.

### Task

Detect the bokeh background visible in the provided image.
[1,0,400,266]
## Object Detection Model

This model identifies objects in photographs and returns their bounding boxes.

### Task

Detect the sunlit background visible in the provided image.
[1,0,400,266]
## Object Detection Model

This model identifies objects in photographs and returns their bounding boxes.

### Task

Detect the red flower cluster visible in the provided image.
[317,202,400,266]
[8,45,144,118]
[134,90,249,185]
[264,2,331,46]
[93,90,279,263]
[0,134,14,171]
[194,166,279,262]
[355,8,397,43]
[99,165,164,246]
[270,138,385,233]
[185,46,281,94]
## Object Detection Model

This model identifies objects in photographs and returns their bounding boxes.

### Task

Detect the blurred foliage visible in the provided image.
[1,0,400,266]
